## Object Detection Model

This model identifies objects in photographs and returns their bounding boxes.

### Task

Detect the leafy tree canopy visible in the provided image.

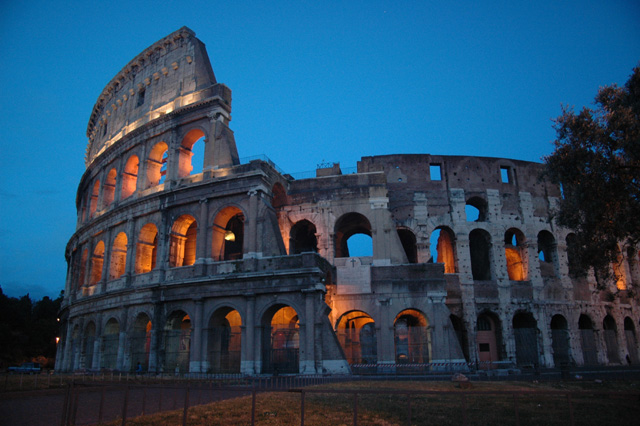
[544,65,640,278]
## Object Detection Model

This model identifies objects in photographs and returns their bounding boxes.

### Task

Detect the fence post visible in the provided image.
[142,387,147,416]
[70,387,80,426]
[300,390,305,426]
[251,388,257,426]
[182,387,190,426]
[567,393,575,426]
[120,386,130,426]
[513,393,520,426]
[98,387,106,423]
[460,393,467,426]
[353,392,358,426]
[407,393,411,426]
[59,382,72,426]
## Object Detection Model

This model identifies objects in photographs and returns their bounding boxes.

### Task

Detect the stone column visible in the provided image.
[124,219,136,286]
[100,228,113,293]
[190,300,204,372]
[302,289,317,374]
[165,128,180,185]
[195,199,209,273]
[242,294,256,374]
[157,210,170,281]
[246,190,259,258]
[136,143,149,193]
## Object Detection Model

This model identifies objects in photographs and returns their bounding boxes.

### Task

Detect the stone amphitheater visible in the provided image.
[55,27,640,375]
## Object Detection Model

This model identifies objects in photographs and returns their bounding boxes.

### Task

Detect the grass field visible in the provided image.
[97,379,640,426]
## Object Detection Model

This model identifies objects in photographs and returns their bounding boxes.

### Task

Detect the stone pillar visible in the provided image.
[377,300,395,367]
[100,228,113,293]
[195,199,209,272]
[302,289,317,374]
[190,300,204,372]
[157,210,170,280]
[116,331,127,371]
[165,129,180,185]
[148,328,159,373]
[246,190,259,258]
[124,219,136,286]
[242,294,256,374]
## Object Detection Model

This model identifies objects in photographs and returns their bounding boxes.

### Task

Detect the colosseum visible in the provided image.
[55,27,640,375]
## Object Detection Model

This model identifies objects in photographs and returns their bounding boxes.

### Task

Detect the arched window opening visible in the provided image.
[624,317,639,364]
[335,311,377,365]
[603,315,620,364]
[89,180,100,217]
[465,197,487,222]
[613,246,627,290]
[163,311,191,373]
[513,312,539,367]
[109,232,128,280]
[102,168,117,209]
[537,231,557,277]
[290,220,318,254]
[476,313,502,366]
[397,228,417,263]
[429,227,456,273]
[102,318,119,370]
[121,155,139,200]
[83,322,96,370]
[262,305,299,374]
[208,308,242,373]
[550,315,571,366]
[178,129,205,178]
[135,224,158,274]
[213,207,245,261]
[505,228,527,281]
[146,142,169,188]
[469,229,492,280]
[566,234,583,277]
[271,182,288,209]
[130,313,152,372]
[169,215,197,267]
[335,213,373,258]
[394,309,430,364]
[450,314,469,361]
[578,314,598,365]
[77,248,88,290]
[90,241,105,285]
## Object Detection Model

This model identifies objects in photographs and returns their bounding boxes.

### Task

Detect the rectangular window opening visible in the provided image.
[500,166,510,183]
[136,89,145,107]
[430,164,442,181]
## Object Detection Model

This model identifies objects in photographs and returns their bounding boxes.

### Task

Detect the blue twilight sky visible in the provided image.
[0,1,638,300]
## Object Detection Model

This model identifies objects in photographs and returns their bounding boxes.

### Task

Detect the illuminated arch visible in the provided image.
[89,241,105,285]
[89,180,100,217]
[146,141,168,188]
[212,206,245,261]
[163,310,191,373]
[178,128,205,177]
[207,307,242,373]
[102,168,117,209]
[135,223,158,274]
[505,228,527,281]
[334,212,372,258]
[109,232,128,280]
[130,312,152,372]
[169,215,197,267]
[121,154,139,199]
[393,309,430,364]
[430,226,456,273]
[262,305,299,374]
[335,310,377,364]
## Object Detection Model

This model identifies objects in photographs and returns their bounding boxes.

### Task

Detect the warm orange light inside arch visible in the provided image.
[178,129,205,178]
[121,155,139,199]
[146,141,168,188]
[135,223,158,274]
[169,215,197,267]
[90,241,105,285]
[110,232,128,280]
[102,168,117,208]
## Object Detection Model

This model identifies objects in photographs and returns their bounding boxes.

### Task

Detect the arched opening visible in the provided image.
[335,311,377,365]
[513,312,539,367]
[169,215,197,267]
[465,197,487,222]
[163,311,191,373]
[83,322,96,370]
[505,228,527,281]
[146,141,169,188]
[109,232,127,280]
[102,168,117,209]
[578,314,598,365]
[550,315,571,366]
[537,231,558,278]
[450,314,469,361]
[102,318,119,370]
[335,213,373,258]
[130,313,152,372]
[178,129,205,177]
[207,308,242,373]
[624,317,639,364]
[429,227,456,273]
[477,312,502,367]
[77,248,88,290]
[135,223,158,274]
[613,246,627,290]
[262,305,299,374]
[89,180,100,217]
[397,228,417,264]
[603,315,620,364]
[290,220,318,254]
[469,229,492,280]
[271,182,288,209]
[121,155,139,199]
[90,241,105,285]
[212,207,245,261]
[393,309,430,364]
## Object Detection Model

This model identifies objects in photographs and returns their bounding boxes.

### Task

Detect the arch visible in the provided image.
[130,313,152,372]
[393,309,430,364]
[469,229,492,280]
[109,232,128,280]
[102,168,117,209]
[83,321,96,370]
[146,141,169,188]
[89,180,100,217]
[290,220,318,254]
[505,228,527,281]
[466,196,487,222]
[163,310,191,373]
[121,154,139,199]
[513,312,539,366]
[335,310,377,364]
[207,307,242,373]
[169,215,197,267]
[178,128,205,178]
[102,318,120,369]
[578,314,598,365]
[397,228,417,264]
[550,314,571,366]
[429,226,456,273]
[624,317,639,364]
[603,315,620,364]
[477,312,502,366]
[135,223,158,274]
[261,305,299,374]
[89,241,105,285]
[537,231,558,277]
[77,248,88,290]
[334,212,372,258]
[212,206,245,261]
[271,182,288,208]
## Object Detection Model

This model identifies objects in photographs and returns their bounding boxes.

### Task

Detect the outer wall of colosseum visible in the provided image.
[55,27,640,376]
